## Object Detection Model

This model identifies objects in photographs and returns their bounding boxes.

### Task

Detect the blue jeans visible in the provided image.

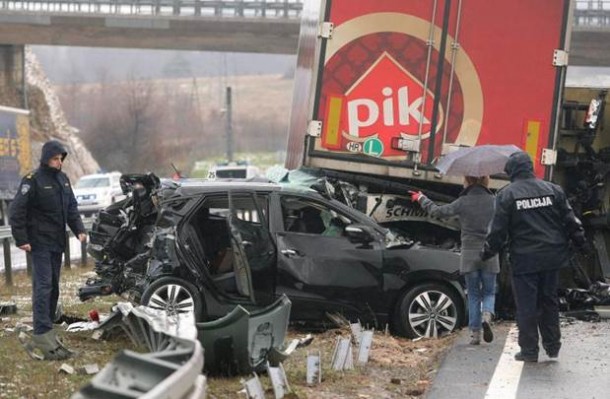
[465,270,497,331]
[31,249,63,335]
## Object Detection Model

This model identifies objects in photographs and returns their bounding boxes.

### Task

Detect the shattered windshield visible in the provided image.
[384,227,414,248]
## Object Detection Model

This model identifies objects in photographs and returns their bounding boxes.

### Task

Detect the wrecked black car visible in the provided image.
[80,173,176,300]
[81,174,466,339]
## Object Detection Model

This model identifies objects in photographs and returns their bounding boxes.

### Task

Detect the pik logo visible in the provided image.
[323,52,442,156]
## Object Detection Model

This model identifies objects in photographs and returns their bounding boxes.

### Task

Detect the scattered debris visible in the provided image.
[78,364,100,375]
[241,373,266,399]
[15,322,33,332]
[331,337,354,371]
[72,305,205,399]
[268,362,291,399]
[306,351,322,386]
[65,321,100,332]
[268,333,314,365]
[59,364,75,375]
[90,330,104,341]
[559,281,610,321]
[54,314,88,325]
[350,321,362,346]
[0,301,17,316]
[357,330,374,366]
[88,310,100,323]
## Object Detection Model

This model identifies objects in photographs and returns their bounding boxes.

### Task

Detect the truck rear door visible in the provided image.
[287,0,572,180]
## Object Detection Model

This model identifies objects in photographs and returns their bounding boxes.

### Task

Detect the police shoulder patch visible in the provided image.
[21,184,31,195]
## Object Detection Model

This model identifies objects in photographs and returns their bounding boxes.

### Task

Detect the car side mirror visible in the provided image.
[344,224,376,247]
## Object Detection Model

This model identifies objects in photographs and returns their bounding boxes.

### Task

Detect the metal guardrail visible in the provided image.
[1,217,94,286]
[2,0,610,28]
[72,303,206,399]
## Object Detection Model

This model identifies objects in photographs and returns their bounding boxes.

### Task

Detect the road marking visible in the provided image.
[485,325,523,399]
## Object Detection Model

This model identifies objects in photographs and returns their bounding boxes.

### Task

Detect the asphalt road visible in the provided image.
[426,318,610,399]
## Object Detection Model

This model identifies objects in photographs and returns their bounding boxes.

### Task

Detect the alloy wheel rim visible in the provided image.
[408,290,458,338]
[148,284,195,316]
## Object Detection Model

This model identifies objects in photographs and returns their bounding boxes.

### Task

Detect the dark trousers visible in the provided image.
[512,269,561,356]
[31,249,63,335]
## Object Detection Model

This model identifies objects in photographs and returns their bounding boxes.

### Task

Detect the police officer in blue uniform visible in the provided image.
[9,140,87,360]
[481,151,586,362]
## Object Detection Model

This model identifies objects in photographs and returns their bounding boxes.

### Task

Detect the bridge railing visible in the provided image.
[0,0,303,18]
[3,0,610,27]
[574,0,610,27]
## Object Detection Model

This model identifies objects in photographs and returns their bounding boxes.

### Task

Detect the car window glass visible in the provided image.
[206,196,266,223]
[280,196,353,236]
[189,194,268,277]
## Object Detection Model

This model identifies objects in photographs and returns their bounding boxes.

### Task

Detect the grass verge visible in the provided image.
[0,264,457,398]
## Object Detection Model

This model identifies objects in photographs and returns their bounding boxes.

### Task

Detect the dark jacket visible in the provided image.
[419,184,499,274]
[9,140,85,252]
[483,151,585,275]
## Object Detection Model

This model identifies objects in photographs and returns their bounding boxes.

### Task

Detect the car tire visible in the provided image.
[393,283,464,339]
[141,277,204,321]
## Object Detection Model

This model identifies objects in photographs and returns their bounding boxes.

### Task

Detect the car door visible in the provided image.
[227,190,277,306]
[273,193,384,322]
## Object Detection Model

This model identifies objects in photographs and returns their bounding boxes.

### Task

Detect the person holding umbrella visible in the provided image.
[409,175,499,345]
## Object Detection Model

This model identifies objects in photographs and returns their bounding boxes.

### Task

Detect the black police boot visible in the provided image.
[514,351,538,362]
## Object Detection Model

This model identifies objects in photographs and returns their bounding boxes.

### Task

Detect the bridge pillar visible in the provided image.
[0,45,26,109]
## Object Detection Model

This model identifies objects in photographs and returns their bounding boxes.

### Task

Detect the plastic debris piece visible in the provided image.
[0,301,17,316]
[306,351,321,386]
[357,330,374,365]
[242,373,265,399]
[268,362,291,399]
[59,364,75,374]
[350,321,362,346]
[66,321,99,332]
[79,364,100,375]
[91,330,103,340]
[331,337,354,371]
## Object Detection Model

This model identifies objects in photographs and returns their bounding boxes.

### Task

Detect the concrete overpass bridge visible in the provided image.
[0,0,609,65]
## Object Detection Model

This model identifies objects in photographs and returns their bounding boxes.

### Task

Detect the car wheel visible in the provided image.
[393,283,463,339]
[141,277,204,321]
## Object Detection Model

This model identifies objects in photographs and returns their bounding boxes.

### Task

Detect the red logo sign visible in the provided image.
[323,53,439,157]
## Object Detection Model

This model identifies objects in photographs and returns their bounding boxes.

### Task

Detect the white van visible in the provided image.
[74,172,124,216]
